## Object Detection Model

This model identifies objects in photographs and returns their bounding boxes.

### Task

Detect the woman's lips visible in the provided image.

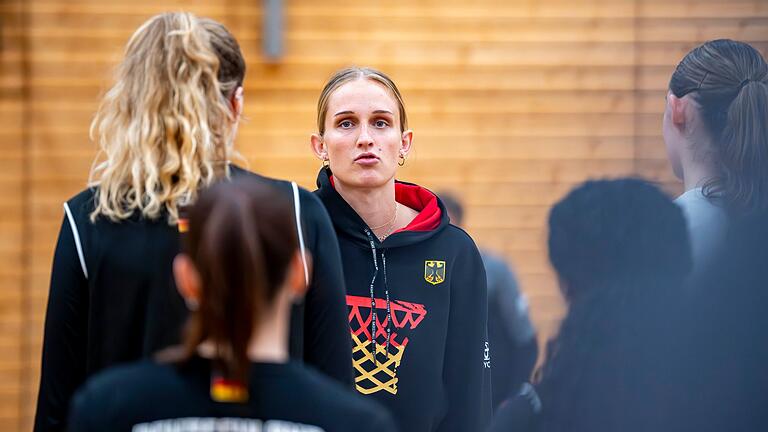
[354,153,380,166]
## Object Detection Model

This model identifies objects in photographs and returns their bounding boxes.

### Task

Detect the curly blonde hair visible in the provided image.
[89,12,245,224]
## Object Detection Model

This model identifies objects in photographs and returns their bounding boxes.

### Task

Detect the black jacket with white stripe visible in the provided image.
[34,166,352,431]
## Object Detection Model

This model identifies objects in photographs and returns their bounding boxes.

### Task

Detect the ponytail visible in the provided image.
[719,80,768,212]
[180,179,298,383]
[89,12,245,224]
[187,197,264,383]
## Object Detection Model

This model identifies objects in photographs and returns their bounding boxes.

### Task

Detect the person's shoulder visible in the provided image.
[230,165,323,209]
[441,224,483,258]
[67,187,95,204]
[229,165,288,189]
[676,188,728,235]
[71,361,173,425]
[290,365,394,425]
[676,188,726,217]
[78,361,172,398]
[65,187,97,216]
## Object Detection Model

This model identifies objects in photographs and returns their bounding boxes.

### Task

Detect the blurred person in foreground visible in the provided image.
[490,178,692,432]
[662,42,768,432]
[36,12,351,431]
[439,191,538,411]
[68,178,396,432]
[663,39,768,268]
[310,67,492,431]
[667,205,768,432]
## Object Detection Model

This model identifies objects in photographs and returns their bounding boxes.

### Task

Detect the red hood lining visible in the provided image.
[329,175,442,233]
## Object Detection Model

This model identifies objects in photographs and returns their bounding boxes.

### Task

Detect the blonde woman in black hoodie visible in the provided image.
[310,67,492,432]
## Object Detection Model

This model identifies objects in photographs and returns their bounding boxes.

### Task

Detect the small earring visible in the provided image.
[322,157,330,169]
[398,153,406,167]
[185,298,199,311]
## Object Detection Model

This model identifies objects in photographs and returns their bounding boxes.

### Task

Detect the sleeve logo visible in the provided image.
[483,341,491,369]
[424,260,446,285]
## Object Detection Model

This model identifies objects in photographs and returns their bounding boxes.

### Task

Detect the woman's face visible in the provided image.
[312,79,412,190]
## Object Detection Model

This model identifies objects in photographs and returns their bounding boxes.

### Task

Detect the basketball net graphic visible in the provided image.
[347,295,427,395]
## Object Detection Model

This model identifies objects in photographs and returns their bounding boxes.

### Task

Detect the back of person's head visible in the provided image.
[670,39,768,214]
[89,12,246,224]
[176,178,300,384]
[539,178,692,432]
[437,191,464,226]
[548,178,691,301]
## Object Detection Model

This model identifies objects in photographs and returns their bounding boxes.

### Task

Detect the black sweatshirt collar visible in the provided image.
[314,167,449,249]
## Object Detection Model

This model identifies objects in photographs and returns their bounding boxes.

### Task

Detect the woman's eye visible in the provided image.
[339,120,354,128]
[374,120,389,128]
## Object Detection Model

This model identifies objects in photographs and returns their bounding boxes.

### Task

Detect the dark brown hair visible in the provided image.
[181,178,297,383]
[670,39,768,213]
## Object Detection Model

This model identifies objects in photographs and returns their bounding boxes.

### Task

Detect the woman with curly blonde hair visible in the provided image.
[35,12,351,431]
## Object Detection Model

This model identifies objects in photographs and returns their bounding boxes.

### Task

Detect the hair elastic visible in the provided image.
[738,78,755,90]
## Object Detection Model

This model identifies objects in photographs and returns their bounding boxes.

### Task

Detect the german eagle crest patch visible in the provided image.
[424,260,446,285]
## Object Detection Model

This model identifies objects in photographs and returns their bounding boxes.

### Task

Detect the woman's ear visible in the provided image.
[173,254,202,310]
[310,134,327,161]
[400,129,414,157]
[669,93,688,130]
[230,86,244,118]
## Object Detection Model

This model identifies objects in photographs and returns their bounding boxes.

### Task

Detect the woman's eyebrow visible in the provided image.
[333,110,355,117]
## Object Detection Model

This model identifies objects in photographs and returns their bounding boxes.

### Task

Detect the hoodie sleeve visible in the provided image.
[35,215,89,432]
[299,189,354,387]
[436,232,492,432]
[67,387,99,432]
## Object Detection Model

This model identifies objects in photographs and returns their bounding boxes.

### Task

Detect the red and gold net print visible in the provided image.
[346,295,427,395]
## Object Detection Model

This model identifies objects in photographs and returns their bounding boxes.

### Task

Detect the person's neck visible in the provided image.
[680,151,717,192]
[335,178,397,230]
[196,302,289,365]
[246,305,289,364]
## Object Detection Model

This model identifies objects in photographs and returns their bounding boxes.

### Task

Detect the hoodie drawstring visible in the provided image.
[363,229,392,365]
[382,250,392,357]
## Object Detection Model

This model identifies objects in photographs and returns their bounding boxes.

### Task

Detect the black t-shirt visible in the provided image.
[69,357,396,432]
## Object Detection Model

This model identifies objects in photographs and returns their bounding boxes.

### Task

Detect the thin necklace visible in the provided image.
[370,203,399,241]
[368,203,398,230]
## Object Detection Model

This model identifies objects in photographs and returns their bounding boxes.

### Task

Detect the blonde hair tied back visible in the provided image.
[89,12,243,224]
[316,66,409,136]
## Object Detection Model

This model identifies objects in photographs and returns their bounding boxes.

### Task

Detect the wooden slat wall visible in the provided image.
[2,0,766,429]
[0,1,27,431]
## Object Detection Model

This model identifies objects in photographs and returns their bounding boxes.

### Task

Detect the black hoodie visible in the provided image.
[315,168,492,432]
